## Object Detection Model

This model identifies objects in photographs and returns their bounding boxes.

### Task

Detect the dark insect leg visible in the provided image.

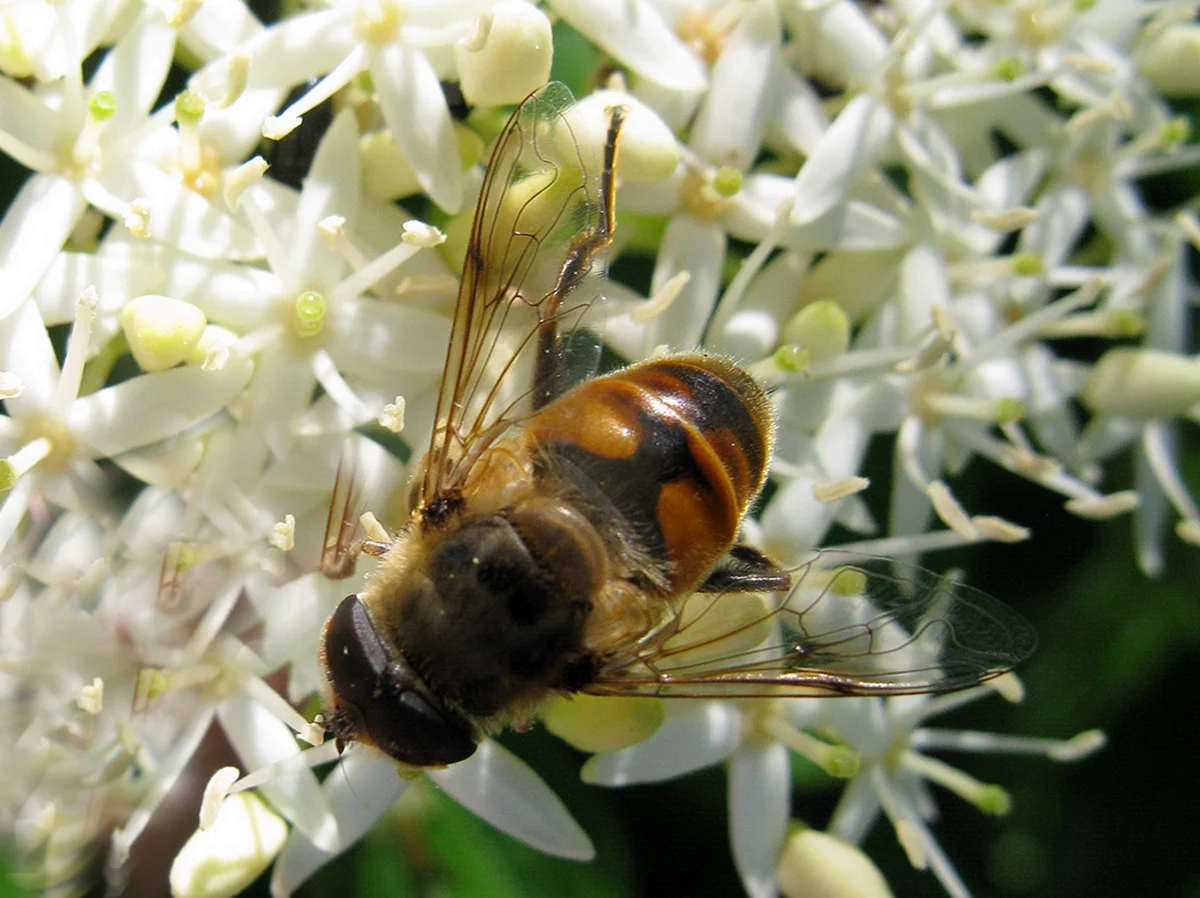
[697,544,792,594]
[321,456,365,580]
[531,103,627,411]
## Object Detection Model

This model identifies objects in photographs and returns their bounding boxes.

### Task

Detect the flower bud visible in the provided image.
[361,124,483,201]
[1081,348,1200,420]
[169,791,286,898]
[542,693,664,753]
[456,2,553,107]
[1138,24,1200,98]
[782,300,850,363]
[559,90,680,184]
[119,295,207,372]
[777,828,894,898]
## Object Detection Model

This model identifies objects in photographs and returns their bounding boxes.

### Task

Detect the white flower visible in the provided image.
[0,291,253,550]
[0,11,260,321]
[244,0,552,213]
[825,687,1105,898]
[583,699,856,898]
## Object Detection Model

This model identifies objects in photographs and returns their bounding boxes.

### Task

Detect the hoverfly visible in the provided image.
[319,82,1035,767]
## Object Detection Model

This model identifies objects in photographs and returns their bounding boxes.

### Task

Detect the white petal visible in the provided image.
[270,750,408,896]
[0,300,59,416]
[547,0,706,91]
[327,299,451,377]
[769,63,829,157]
[34,243,147,326]
[1019,183,1090,267]
[650,214,726,350]
[761,474,837,555]
[782,0,888,87]
[792,95,894,227]
[69,357,254,457]
[428,739,594,860]
[216,693,339,854]
[88,14,176,131]
[372,43,463,214]
[730,743,791,898]
[288,108,361,285]
[0,174,86,320]
[0,76,59,166]
[95,159,262,260]
[730,174,909,251]
[898,242,949,339]
[180,0,264,59]
[691,0,780,169]
[243,9,355,89]
[40,459,112,515]
[582,701,741,786]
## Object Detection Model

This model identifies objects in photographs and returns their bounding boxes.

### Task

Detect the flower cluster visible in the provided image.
[0,1,1195,897]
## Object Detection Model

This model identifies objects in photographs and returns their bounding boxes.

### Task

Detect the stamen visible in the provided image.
[310,349,374,422]
[0,371,22,399]
[709,197,794,336]
[761,715,860,779]
[813,476,870,503]
[1143,419,1200,523]
[633,271,689,324]
[970,207,1038,232]
[2,437,53,488]
[333,234,428,303]
[380,396,406,433]
[228,740,342,793]
[269,514,296,552]
[218,54,251,108]
[200,767,241,829]
[1064,491,1139,519]
[263,45,367,140]
[912,727,1107,762]
[901,751,1011,815]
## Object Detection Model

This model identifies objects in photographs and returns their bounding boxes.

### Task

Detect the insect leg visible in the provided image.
[531,103,627,411]
[696,544,792,594]
[321,455,366,580]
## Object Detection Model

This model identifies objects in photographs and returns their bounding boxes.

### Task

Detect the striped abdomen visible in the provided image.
[528,354,775,595]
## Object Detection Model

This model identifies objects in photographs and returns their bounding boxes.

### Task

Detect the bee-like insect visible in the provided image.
[319,83,1035,767]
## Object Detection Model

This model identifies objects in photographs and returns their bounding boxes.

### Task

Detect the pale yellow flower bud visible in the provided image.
[560,90,680,184]
[1138,24,1200,98]
[777,828,894,898]
[120,295,207,372]
[542,693,664,753]
[170,791,286,898]
[1082,348,1200,420]
[455,1,553,107]
[782,300,851,363]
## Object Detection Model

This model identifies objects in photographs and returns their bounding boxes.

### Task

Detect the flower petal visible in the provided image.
[582,701,741,786]
[96,159,262,260]
[69,357,255,457]
[88,13,176,132]
[428,739,594,860]
[371,43,463,214]
[691,0,780,169]
[730,742,791,898]
[216,693,339,853]
[548,0,706,91]
[270,749,408,896]
[0,174,86,320]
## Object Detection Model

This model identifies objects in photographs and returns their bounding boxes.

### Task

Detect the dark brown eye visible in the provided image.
[322,595,477,767]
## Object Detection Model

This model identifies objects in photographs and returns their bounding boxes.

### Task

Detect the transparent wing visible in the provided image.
[585,550,1037,698]
[419,82,620,510]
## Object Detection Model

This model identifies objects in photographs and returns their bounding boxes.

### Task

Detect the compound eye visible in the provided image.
[322,595,477,767]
